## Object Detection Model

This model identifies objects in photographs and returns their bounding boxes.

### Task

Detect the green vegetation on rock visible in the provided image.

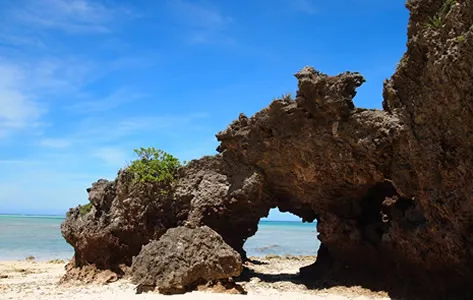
[426,0,456,28]
[427,15,442,28]
[79,203,92,215]
[440,0,456,17]
[128,147,182,184]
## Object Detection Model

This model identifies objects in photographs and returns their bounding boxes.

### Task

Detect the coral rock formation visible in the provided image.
[62,0,473,297]
[61,172,190,270]
[131,226,242,294]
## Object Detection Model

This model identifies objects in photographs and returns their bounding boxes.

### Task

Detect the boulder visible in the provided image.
[131,226,242,294]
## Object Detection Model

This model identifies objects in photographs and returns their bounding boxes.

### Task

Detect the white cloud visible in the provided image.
[11,0,133,34]
[0,33,47,49]
[0,55,143,139]
[0,55,104,138]
[59,112,210,146]
[168,0,234,45]
[172,0,232,29]
[35,57,104,95]
[93,147,128,167]
[39,138,72,149]
[0,63,45,138]
[0,0,147,139]
[65,88,148,114]
[0,160,44,166]
[292,0,317,14]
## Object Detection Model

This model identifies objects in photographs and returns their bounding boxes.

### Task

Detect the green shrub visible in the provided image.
[79,203,92,215]
[127,147,182,184]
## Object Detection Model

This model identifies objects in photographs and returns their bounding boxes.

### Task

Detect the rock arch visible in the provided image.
[62,1,473,297]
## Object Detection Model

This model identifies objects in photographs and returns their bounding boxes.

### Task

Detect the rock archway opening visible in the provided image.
[238,208,321,287]
[243,208,320,259]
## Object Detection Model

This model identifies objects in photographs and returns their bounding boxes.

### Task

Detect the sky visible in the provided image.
[0,0,409,220]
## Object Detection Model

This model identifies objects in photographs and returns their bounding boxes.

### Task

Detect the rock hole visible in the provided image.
[243,208,320,258]
[238,208,321,287]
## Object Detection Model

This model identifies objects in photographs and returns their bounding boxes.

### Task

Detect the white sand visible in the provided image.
[0,257,391,300]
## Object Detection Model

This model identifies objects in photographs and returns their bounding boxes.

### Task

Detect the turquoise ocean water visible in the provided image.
[0,215,320,261]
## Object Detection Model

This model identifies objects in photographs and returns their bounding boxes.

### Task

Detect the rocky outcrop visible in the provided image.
[378,0,473,293]
[61,171,190,269]
[131,226,242,294]
[62,155,273,270]
[176,156,274,259]
[62,0,473,298]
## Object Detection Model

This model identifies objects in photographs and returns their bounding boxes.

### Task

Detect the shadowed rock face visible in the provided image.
[380,0,473,292]
[62,0,473,297]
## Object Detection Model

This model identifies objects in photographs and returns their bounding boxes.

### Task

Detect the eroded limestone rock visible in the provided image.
[61,171,190,269]
[62,0,473,297]
[131,226,242,294]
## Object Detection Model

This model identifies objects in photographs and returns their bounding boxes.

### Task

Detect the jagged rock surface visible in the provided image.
[176,156,274,258]
[61,171,190,269]
[379,0,473,293]
[61,155,273,270]
[131,226,242,294]
[62,0,473,297]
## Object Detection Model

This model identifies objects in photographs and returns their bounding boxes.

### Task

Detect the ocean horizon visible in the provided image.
[0,214,320,261]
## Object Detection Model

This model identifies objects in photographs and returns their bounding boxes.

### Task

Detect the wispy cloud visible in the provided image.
[57,112,210,146]
[65,88,148,114]
[92,147,129,167]
[0,53,106,139]
[0,53,151,139]
[0,160,45,166]
[10,0,134,34]
[114,113,209,132]
[168,0,234,45]
[39,138,72,149]
[0,33,47,49]
[0,63,45,138]
[292,0,317,15]
[29,58,97,93]
[34,112,210,158]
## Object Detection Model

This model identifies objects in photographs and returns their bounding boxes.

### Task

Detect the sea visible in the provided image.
[0,214,320,261]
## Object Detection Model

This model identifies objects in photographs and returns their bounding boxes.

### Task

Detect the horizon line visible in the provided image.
[0,212,311,222]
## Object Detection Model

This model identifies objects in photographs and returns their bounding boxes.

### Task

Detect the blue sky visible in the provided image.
[0,0,409,220]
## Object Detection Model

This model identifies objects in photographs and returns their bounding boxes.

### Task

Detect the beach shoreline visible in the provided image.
[0,255,391,300]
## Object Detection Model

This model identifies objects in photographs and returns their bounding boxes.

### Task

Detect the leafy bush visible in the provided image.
[127,147,182,184]
[79,203,92,215]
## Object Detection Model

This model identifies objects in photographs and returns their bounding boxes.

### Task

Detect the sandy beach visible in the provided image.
[0,256,391,300]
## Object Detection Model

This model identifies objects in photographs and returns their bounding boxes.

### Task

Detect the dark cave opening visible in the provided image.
[357,180,421,247]
[357,181,400,245]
